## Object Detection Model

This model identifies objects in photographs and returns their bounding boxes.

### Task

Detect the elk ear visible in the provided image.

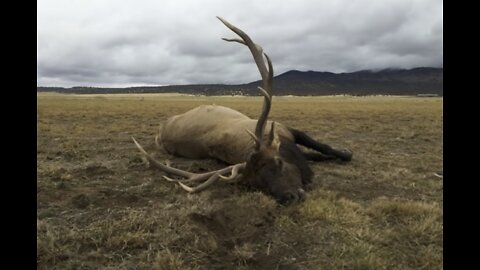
[245,128,261,149]
[267,122,276,146]
[272,134,281,152]
[268,122,281,152]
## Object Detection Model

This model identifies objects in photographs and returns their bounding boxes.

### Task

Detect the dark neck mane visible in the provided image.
[279,138,313,186]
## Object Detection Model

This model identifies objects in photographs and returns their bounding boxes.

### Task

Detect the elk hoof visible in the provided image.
[340,148,353,162]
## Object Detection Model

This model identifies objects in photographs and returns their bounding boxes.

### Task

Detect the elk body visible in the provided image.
[132,17,352,204]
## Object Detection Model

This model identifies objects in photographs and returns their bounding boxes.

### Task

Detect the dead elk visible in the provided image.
[132,17,352,204]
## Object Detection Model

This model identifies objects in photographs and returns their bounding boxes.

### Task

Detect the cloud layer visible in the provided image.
[37,0,443,87]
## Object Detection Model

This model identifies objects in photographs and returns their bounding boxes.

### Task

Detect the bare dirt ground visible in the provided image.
[37,93,443,269]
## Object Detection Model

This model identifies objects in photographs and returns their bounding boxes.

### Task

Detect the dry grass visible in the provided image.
[37,93,443,269]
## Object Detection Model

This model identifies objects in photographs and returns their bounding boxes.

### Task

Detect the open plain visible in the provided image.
[37,93,443,269]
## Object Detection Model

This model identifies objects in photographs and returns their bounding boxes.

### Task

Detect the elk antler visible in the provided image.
[217,16,274,150]
[132,137,246,193]
[131,18,274,194]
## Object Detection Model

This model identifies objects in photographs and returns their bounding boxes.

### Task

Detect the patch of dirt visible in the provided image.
[185,201,301,270]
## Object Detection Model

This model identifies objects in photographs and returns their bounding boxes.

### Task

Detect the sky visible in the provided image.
[37,0,443,88]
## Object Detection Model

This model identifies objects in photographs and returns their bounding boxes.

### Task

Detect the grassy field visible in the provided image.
[37,93,443,269]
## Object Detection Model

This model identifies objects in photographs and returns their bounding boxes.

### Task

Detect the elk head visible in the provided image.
[240,122,305,204]
[132,17,306,204]
[216,17,306,204]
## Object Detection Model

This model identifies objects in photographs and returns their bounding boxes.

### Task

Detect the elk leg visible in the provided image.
[288,128,352,161]
[302,151,337,161]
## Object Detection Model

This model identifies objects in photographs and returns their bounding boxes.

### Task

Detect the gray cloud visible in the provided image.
[37,0,443,87]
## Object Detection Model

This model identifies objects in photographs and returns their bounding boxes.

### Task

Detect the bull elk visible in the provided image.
[132,17,352,204]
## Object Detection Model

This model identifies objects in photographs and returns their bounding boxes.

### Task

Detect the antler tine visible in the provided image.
[264,52,273,91]
[133,137,247,192]
[245,128,261,147]
[177,173,221,193]
[219,163,245,181]
[257,86,271,101]
[132,137,193,178]
[133,137,233,180]
[244,86,271,149]
[176,163,245,183]
[162,172,215,183]
[179,162,246,193]
[255,85,272,145]
[217,16,274,150]
[221,37,246,45]
[216,16,269,81]
[255,53,273,140]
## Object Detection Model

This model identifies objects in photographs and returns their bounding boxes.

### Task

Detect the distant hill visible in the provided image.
[37,67,443,96]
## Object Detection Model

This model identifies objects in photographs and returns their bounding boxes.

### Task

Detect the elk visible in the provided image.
[132,17,352,204]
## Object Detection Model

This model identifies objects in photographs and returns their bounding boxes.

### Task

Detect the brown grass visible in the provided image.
[37,93,443,269]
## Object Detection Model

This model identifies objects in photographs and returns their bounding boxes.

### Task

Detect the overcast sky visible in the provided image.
[37,0,443,88]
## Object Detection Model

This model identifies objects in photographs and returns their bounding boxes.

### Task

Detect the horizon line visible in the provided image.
[37,66,443,89]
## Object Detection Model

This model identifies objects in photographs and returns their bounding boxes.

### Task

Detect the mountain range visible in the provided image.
[37,67,443,96]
